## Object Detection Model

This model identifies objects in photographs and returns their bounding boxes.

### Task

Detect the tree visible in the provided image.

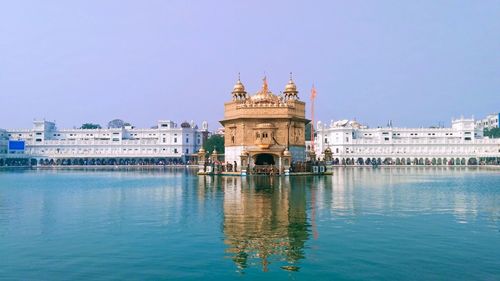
[484,128,500,138]
[80,123,101,129]
[108,119,127,129]
[203,134,224,155]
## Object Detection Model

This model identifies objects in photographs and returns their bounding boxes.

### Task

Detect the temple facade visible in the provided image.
[220,75,309,174]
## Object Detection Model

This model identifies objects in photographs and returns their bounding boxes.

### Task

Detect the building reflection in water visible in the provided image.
[196,168,499,272]
[213,176,310,272]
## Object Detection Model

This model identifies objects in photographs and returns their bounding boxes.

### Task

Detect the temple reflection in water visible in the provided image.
[199,176,313,272]
[195,167,497,272]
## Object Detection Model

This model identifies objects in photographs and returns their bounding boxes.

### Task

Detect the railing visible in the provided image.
[39,139,162,145]
[252,165,280,175]
[348,139,500,145]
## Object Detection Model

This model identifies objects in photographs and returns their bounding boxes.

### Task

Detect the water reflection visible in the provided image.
[199,168,500,272]
[1,168,499,279]
[215,176,310,272]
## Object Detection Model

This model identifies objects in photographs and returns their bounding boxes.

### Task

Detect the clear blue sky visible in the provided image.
[1,0,498,130]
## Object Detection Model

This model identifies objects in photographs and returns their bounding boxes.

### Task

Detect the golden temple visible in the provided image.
[219,74,309,175]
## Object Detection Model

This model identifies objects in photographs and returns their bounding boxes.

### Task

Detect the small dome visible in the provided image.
[180,121,191,128]
[283,73,298,94]
[232,79,245,93]
[199,148,206,153]
[284,79,297,93]
[283,149,292,156]
[324,147,332,153]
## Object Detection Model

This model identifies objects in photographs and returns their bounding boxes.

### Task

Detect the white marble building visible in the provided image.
[313,117,500,165]
[476,113,499,129]
[0,129,8,155]
[2,119,208,166]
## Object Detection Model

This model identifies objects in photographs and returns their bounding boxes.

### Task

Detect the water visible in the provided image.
[0,168,499,280]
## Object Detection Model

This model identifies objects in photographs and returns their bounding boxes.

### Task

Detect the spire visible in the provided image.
[261,76,269,95]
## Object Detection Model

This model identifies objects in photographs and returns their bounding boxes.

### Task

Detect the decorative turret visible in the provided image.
[323,147,332,162]
[197,148,207,164]
[232,73,247,101]
[283,72,299,100]
[211,149,219,162]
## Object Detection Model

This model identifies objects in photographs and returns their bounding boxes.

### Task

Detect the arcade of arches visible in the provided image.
[327,157,495,166]
[0,157,188,167]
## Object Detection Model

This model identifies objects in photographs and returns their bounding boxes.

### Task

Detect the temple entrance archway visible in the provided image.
[254,153,276,166]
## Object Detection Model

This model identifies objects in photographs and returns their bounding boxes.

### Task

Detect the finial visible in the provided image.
[262,75,269,95]
[237,72,241,81]
[289,72,293,81]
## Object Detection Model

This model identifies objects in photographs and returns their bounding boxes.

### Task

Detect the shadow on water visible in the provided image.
[199,175,321,273]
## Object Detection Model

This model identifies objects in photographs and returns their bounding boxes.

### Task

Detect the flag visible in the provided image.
[310,85,317,100]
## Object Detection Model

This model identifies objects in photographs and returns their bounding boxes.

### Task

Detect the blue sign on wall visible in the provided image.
[8,140,25,151]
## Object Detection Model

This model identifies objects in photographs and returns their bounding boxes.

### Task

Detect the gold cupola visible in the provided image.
[232,73,247,101]
[283,72,298,100]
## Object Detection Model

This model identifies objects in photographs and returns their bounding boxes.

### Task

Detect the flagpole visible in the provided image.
[310,85,316,153]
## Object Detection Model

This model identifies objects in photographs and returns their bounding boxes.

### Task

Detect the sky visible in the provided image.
[0,0,498,130]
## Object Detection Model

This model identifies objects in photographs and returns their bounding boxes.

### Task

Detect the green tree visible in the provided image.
[203,134,224,155]
[484,128,500,138]
[80,123,102,129]
[108,119,126,129]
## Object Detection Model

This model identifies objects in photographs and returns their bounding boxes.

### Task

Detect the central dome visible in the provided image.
[249,76,280,104]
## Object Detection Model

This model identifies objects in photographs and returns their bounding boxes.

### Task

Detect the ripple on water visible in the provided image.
[0,168,499,280]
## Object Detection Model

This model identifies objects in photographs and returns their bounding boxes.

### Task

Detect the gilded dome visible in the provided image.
[232,79,245,93]
[250,92,279,104]
[283,72,298,94]
[284,79,297,93]
[247,76,280,103]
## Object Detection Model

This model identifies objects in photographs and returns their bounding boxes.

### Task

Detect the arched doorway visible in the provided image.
[467,158,478,165]
[254,154,275,166]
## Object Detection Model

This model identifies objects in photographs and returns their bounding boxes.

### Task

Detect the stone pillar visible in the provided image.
[240,150,249,176]
[278,156,282,175]
[282,149,292,176]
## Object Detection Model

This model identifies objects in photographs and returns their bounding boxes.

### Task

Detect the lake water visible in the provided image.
[0,168,499,280]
